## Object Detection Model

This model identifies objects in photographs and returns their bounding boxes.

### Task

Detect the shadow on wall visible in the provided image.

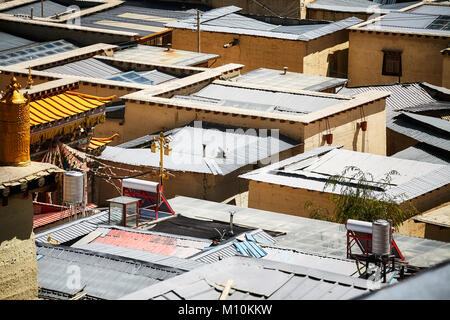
[327,48,348,78]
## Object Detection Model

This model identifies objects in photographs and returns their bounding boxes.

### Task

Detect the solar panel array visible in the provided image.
[0,40,78,66]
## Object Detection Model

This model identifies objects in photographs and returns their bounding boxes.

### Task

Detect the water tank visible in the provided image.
[63,171,84,204]
[372,219,391,256]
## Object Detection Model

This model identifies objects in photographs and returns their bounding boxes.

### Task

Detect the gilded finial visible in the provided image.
[1,76,27,104]
[26,67,33,89]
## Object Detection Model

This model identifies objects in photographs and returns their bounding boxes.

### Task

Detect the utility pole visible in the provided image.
[197,9,201,53]
[150,132,172,207]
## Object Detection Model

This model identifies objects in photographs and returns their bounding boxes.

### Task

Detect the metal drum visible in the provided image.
[63,171,84,204]
[372,219,391,256]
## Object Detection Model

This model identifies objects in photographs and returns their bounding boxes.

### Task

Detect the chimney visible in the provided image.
[0,77,31,166]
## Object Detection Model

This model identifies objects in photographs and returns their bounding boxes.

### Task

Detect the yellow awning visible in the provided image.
[29,91,114,126]
[88,133,119,151]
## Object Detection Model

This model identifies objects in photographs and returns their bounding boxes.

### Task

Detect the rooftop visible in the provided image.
[239,146,450,203]
[231,68,347,92]
[0,39,78,66]
[74,225,212,259]
[78,1,199,37]
[119,256,375,300]
[168,196,450,268]
[340,82,450,121]
[388,112,450,163]
[99,121,300,175]
[0,30,35,52]
[36,242,186,300]
[350,2,450,36]
[110,45,219,67]
[166,6,363,41]
[307,0,419,14]
[174,82,351,115]
[414,202,450,228]
[361,259,450,300]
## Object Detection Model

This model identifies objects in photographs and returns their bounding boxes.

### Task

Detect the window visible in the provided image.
[382,50,402,77]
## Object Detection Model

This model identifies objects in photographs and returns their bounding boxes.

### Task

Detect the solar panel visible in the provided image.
[426,15,450,31]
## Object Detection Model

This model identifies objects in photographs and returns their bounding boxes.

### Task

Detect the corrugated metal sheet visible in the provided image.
[340,82,440,121]
[35,211,109,244]
[235,68,347,92]
[119,256,374,300]
[0,31,35,52]
[98,121,299,175]
[80,3,195,36]
[4,0,67,18]
[388,113,450,152]
[392,144,450,165]
[36,242,185,300]
[234,240,267,258]
[72,242,205,271]
[167,7,362,41]
[0,40,78,66]
[307,0,418,13]
[169,196,450,268]
[82,227,211,259]
[357,8,450,35]
[112,45,219,66]
[240,147,449,202]
[410,4,450,16]
[191,83,346,114]
[44,58,122,78]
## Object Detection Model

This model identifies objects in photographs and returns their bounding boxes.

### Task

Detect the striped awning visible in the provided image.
[30,91,114,145]
[30,91,113,126]
[88,133,118,153]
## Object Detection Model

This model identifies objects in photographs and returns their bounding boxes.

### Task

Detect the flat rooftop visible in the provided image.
[232,68,347,92]
[307,0,419,14]
[166,5,363,41]
[111,45,219,67]
[78,1,199,36]
[173,82,351,115]
[168,196,450,268]
[100,121,299,175]
[239,146,450,203]
[351,3,450,36]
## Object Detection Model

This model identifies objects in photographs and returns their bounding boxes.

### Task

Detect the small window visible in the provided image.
[382,50,402,76]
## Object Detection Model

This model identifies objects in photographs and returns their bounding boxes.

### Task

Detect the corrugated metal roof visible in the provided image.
[392,143,450,165]
[0,40,78,66]
[4,0,67,18]
[44,58,122,78]
[35,211,109,244]
[167,6,362,41]
[362,260,450,300]
[356,6,450,36]
[307,0,418,14]
[36,242,185,300]
[112,45,219,66]
[78,226,212,259]
[388,112,450,152]
[168,195,450,269]
[72,242,205,271]
[240,147,449,202]
[119,256,375,300]
[340,82,441,121]
[0,31,35,52]
[98,121,299,175]
[189,83,346,114]
[234,68,347,92]
[79,2,195,36]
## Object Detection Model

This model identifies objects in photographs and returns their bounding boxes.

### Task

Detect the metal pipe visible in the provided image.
[197,10,201,52]
[41,0,44,17]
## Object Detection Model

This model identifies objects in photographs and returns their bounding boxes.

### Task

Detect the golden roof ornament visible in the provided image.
[0,76,28,105]
[26,67,33,89]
